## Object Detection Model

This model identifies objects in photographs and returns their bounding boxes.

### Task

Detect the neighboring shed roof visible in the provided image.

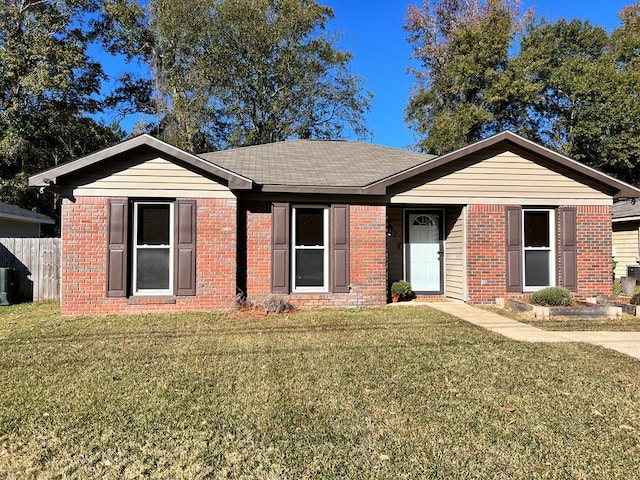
[613,199,640,221]
[199,140,435,190]
[0,201,54,225]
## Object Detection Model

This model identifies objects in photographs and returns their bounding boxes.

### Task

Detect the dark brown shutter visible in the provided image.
[559,207,578,291]
[107,199,128,297]
[331,204,350,293]
[271,202,290,293]
[505,206,522,292]
[175,200,197,296]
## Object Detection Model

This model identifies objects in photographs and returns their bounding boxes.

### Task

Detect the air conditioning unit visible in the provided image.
[0,267,16,306]
[627,265,640,286]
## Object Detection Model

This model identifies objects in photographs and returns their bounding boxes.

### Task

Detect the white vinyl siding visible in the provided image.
[73,157,234,198]
[613,221,640,279]
[445,206,466,300]
[390,149,611,206]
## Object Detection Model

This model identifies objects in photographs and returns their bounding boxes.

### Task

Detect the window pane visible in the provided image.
[524,211,549,247]
[137,249,170,290]
[525,250,549,286]
[295,208,324,246]
[295,250,324,287]
[138,205,170,245]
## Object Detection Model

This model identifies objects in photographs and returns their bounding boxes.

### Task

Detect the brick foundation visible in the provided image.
[60,196,237,315]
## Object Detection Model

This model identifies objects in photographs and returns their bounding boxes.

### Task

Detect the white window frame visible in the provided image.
[522,208,556,292]
[291,205,329,293]
[132,201,174,296]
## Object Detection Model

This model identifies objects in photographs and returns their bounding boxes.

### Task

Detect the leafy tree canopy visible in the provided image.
[0,0,123,228]
[405,1,640,184]
[1,0,373,224]
[101,0,373,152]
[405,0,527,154]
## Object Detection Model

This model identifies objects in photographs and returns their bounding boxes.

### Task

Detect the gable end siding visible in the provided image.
[72,156,234,199]
[389,149,611,205]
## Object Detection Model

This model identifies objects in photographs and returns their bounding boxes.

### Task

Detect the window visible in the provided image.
[133,202,173,295]
[523,209,555,290]
[107,199,196,298]
[292,206,329,292]
[271,203,349,294]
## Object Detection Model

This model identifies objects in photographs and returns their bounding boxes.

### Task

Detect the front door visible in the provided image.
[407,212,443,293]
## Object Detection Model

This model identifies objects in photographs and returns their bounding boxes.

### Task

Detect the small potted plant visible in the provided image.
[390,280,412,302]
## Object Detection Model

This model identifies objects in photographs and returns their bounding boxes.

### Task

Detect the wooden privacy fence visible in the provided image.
[0,238,61,302]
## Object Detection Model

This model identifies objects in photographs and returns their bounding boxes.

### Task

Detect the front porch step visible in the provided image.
[413,295,452,302]
[388,295,454,305]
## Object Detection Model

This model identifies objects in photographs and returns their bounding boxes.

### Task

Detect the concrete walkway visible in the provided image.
[419,300,640,361]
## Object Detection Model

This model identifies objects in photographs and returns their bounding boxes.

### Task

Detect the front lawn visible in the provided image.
[1,302,639,478]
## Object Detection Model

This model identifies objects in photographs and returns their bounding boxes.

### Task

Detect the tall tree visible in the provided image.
[102,0,373,152]
[405,1,640,184]
[404,0,527,154]
[588,4,640,182]
[511,10,640,182]
[512,19,610,157]
[0,0,122,225]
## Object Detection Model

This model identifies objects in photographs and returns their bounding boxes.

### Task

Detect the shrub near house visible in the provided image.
[530,287,574,307]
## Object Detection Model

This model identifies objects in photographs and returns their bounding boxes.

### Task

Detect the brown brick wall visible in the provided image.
[244,201,272,298]
[345,204,388,306]
[60,198,612,313]
[466,205,507,303]
[243,203,387,307]
[60,196,237,315]
[575,205,612,298]
[466,204,612,304]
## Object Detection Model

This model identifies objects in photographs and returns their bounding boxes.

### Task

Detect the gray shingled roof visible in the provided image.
[199,139,435,188]
[613,199,640,219]
[0,201,54,224]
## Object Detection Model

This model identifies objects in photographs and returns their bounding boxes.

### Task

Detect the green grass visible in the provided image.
[1,302,640,478]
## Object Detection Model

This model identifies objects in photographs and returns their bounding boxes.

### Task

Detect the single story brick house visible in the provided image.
[29,131,640,315]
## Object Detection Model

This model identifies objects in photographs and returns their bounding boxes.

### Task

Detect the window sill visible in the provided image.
[523,286,555,293]
[127,296,177,305]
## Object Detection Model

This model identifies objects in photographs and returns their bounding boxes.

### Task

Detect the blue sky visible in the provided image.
[102,1,634,149]
[320,0,634,149]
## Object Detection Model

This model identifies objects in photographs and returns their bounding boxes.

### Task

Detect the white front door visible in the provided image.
[408,213,442,293]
